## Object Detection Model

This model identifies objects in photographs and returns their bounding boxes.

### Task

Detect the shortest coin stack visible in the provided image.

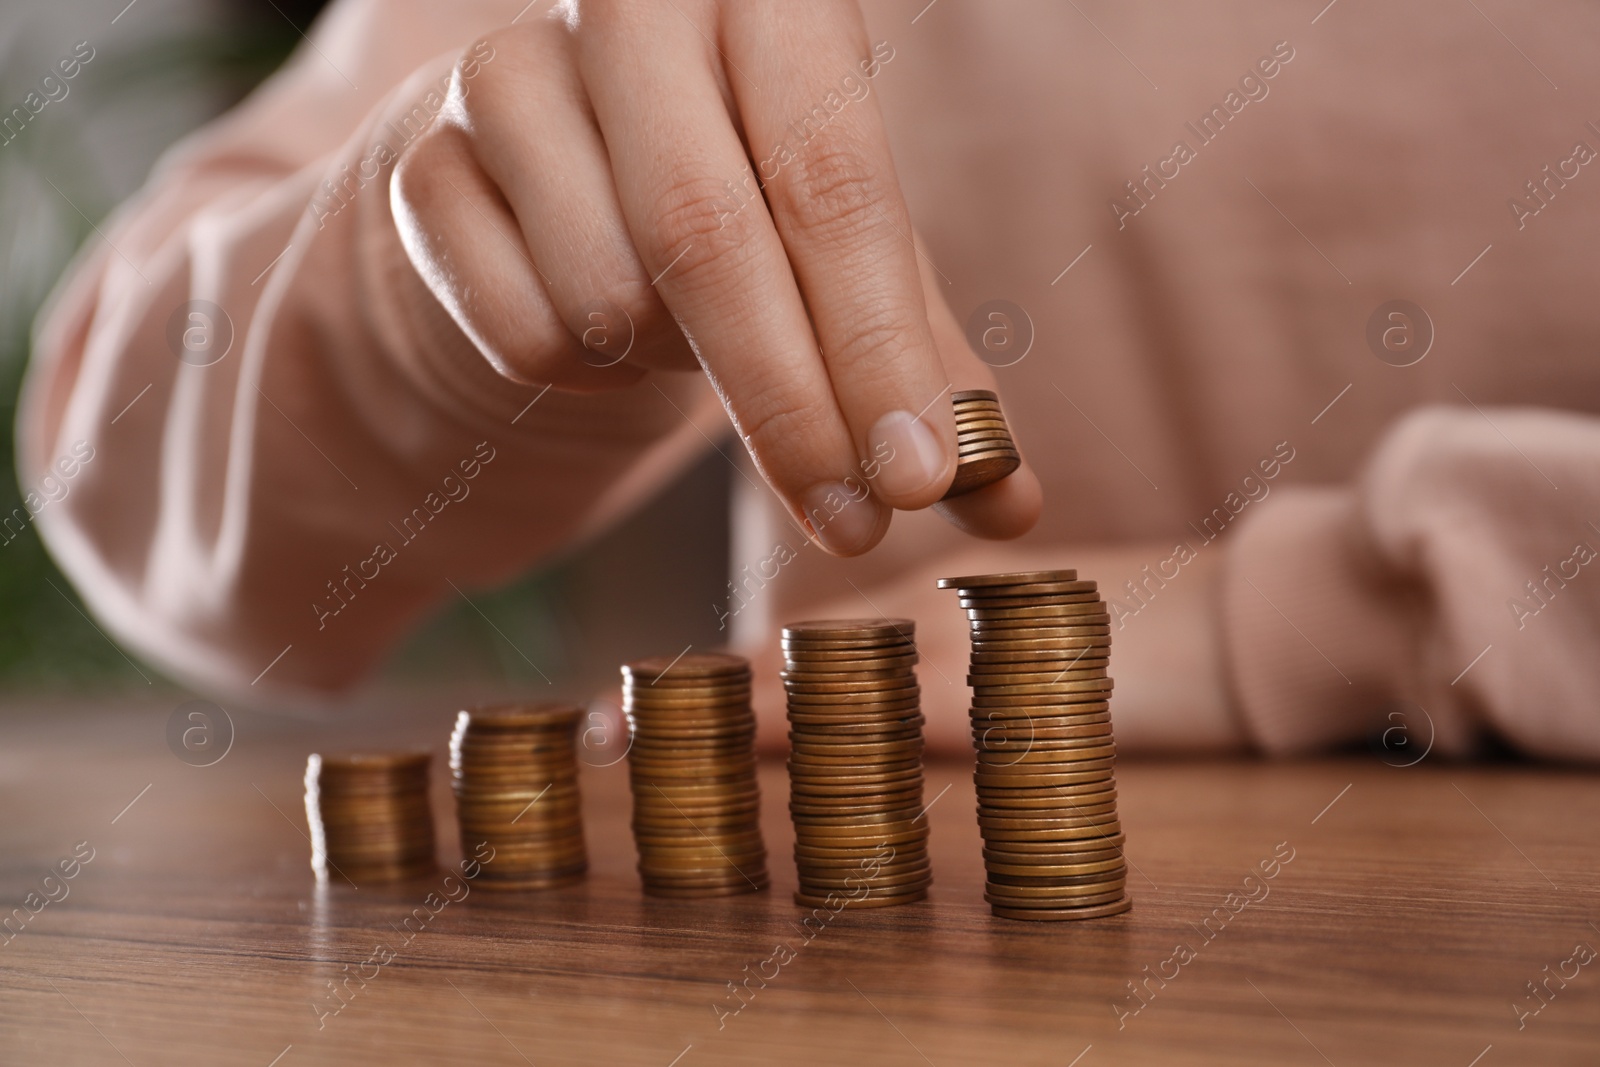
[943,389,1022,499]
[305,752,437,884]
[937,568,1130,921]
[783,619,933,909]
[623,652,769,898]
[450,704,587,889]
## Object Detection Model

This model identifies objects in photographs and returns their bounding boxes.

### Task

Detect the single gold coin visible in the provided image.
[985,888,1127,911]
[969,667,1110,686]
[784,686,921,706]
[962,596,1103,612]
[983,880,1126,903]
[975,735,1115,758]
[976,805,1120,830]
[971,618,1113,635]
[623,651,748,680]
[979,821,1123,844]
[967,656,1110,674]
[642,881,768,899]
[970,676,1114,696]
[958,580,1100,598]
[944,452,1022,498]
[960,662,1113,681]
[974,768,1115,790]
[971,634,1112,650]
[781,654,919,673]
[937,570,1081,589]
[784,683,915,697]
[787,698,923,716]
[954,429,1017,446]
[789,797,924,817]
[988,896,1132,922]
[968,611,1108,628]
[976,797,1122,820]
[792,887,928,909]
[790,716,925,736]
[954,422,1014,437]
[967,701,1111,719]
[799,870,932,893]
[953,447,1022,464]
[973,753,1117,776]
[979,829,1126,852]
[783,619,915,640]
[987,865,1127,889]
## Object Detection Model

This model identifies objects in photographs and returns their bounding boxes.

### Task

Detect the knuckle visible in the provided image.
[390,128,454,224]
[829,301,923,373]
[647,174,758,291]
[734,387,831,469]
[771,140,884,243]
[450,22,564,118]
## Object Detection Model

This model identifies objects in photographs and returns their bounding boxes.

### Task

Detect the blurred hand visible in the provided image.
[390,0,1040,556]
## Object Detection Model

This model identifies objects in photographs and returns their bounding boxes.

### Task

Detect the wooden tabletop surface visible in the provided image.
[0,700,1595,1066]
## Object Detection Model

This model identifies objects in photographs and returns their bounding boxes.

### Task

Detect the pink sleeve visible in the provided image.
[1222,405,1600,761]
[17,0,722,699]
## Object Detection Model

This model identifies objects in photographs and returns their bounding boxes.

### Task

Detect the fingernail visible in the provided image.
[868,410,948,499]
[801,480,882,555]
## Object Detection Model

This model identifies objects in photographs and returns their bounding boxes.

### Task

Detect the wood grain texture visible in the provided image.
[0,701,1596,1066]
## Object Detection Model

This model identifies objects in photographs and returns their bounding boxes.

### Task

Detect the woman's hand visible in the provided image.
[390,0,1040,556]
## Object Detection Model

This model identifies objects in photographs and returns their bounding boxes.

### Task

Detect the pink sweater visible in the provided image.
[20,0,1600,760]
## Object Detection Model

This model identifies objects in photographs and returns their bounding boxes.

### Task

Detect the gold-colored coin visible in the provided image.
[988,896,1132,921]
[781,654,919,673]
[938,570,1081,589]
[967,655,1110,673]
[971,676,1115,696]
[984,886,1126,908]
[784,687,920,706]
[962,595,1103,611]
[976,804,1120,829]
[969,607,1105,624]
[944,452,1022,498]
[971,631,1112,647]
[783,618,915,640]
[622,651,749,681]
[959,580,1100,598]
[956,442,1021,459]
[793,887,929,909]
[954,428,1017,445]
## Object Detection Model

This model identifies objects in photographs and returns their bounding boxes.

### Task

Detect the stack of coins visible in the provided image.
[782,619,933,908]
[942,389,1021,499]
[622,653,769,897]
[936,569,1130,921]
[449,704,587,889]
[304,752,437,884]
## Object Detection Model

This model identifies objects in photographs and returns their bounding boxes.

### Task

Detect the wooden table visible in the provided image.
[1,701,1595,1066]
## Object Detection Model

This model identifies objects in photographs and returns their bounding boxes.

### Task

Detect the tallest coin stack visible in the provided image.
[937,569,1130,921]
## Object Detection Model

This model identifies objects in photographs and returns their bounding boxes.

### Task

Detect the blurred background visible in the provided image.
[0,0,728,704]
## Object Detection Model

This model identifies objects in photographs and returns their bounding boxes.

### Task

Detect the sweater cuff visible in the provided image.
[1221,487,1423,754]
